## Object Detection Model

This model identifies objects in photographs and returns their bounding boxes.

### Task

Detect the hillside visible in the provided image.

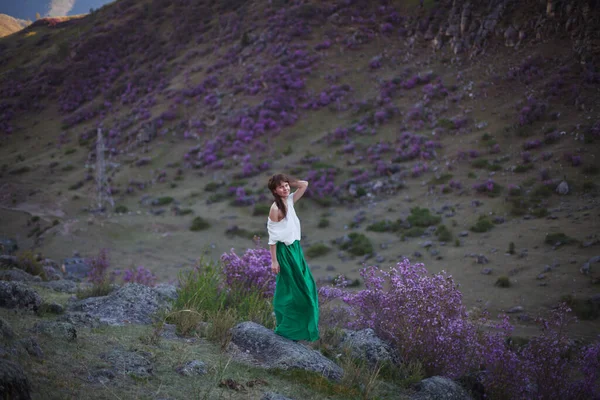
[0,13,30,37]
[0,0,598,358]
[0,0,600,398]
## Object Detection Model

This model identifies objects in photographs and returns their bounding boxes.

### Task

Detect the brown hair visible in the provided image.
[268,173,291,219]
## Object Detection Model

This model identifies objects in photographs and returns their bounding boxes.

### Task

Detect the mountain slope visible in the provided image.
[0,13,30,37]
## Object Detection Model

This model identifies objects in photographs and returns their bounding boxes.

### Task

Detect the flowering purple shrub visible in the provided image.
[517,96,547,126]
[523,139,542,150]
[473,179,502,196]
[305,168,339,199]
[221,247,275,297]
[319,260,600,398]
[507,55,545,84]
[86,248,114,285]
[121,266,157,286]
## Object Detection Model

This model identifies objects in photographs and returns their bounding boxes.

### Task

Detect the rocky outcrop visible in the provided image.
[0,282,41,311]
[230,321,343,381]
[0,359,31,400]
[338,328,400,368]
[69,283,172,325]
[411,376,473,400]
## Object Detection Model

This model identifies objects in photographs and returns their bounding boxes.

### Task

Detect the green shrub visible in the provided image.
[531,185,553,199]
[583,165,599,175]
[13,250,47,280]
[583,181,597,193]
[404,227,425,238]
[366,219,403,233]
[318,218,330,228]
[253,203,271,217]
[340,233,374,256]
[407,207,441,227]
[514,164,534,173]
[495,276,511,288]
[531,207,549,218]
[68,181,84,191]
[114,205,128,213]
[9,166,31,175]
[204,181,223,192]
[435,225,453,242]
[508,242,515,255]
[154,196,174,206]
[224,226,262,240]
[428,174,453,185]
[305,243,331,258]
[471,159,490,169]
[64,148,76,155]
[561,295,600,320]
[437,118,454,130]
[467,172,477,179]
[544,232,576,247]
[470,216,494,233]
[454,239,461,247]
[76,282,113,299]
[190,216,210,231]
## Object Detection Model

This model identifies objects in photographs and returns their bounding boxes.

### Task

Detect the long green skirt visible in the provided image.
[273,240,320,342]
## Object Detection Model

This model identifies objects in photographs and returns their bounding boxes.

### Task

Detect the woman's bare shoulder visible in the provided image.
[269,203,283,222]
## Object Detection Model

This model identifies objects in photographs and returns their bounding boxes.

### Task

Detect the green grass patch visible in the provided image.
[428,173,453,185]
[339,233,374,256]
[224,226,263,241]
[544,232,576,247]
[435,225,453,242]
[514,164,534,173]
[404,227,425,238]
[583,165,599,175]
[561,295,600,320]
[317,218,330,228]
[76,282,113,299]
[407,207,441,227]
[531,185,553,199]
[495,276,511,288]
[154,196,174,206]
[64,148,77,155]
[190,216,210,231]
[204,181,224,192]
[366,219,403,233]
[470,215,494,233]
[114,205,128,213]
[305,243,331,258]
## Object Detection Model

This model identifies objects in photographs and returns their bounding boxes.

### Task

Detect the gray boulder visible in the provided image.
[0,359,31,400]
[153,283,178,301]
[411,376,472,400]
[69,283,172,325]
[339,328,400,368]
[32,321,77,342]
[0,282,41,311]
[230,322,343,381]
[100,349,153,378]
[0,269,36,282]
[35,279,78,293]
[61,257,92,279]
[57,312,101,328]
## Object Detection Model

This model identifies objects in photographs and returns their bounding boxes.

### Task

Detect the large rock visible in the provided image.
[35,280,78,293]
[411,376,472,400]
[230,322,343,381]
[0,359,31,400]
[61,257,92,280]
[0,317,15,339]
[0,282,41,311]
[338,328,400,368]
[69,283,172,325]
[0,268,36,282]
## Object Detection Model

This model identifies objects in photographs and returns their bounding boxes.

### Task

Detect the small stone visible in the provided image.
[481,268,493,275]
[459,231,469,237]
[536,273,546,280]
[543,265,553,273]
[413,251,423,258]
[430,249,440,256]
[476,255,489,264]
[326,265,336,271]
[422,241,433,248]
[176,360,207,376]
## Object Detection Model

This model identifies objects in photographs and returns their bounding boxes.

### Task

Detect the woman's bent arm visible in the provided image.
[291,180,308,203]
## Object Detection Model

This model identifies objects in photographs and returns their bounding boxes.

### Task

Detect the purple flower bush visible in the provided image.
[318,259,600,398]
[221,247,275,297]
[517,96,547,126]
[86,248,113,285]
[120,266,157,286]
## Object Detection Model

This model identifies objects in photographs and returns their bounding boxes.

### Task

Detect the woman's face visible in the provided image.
[273,181,290,198]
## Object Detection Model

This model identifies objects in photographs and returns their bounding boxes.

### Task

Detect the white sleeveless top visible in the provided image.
[267,192,301,245]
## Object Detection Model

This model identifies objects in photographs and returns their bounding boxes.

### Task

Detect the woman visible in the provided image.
[267,174,319,342]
